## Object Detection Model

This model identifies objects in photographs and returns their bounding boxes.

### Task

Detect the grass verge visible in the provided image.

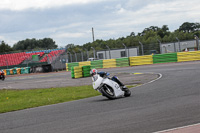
[0,85,135,113]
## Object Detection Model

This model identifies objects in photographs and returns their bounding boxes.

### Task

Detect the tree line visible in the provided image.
[0,22,199,55]
[0,38,57,54]
[67,22,200,55]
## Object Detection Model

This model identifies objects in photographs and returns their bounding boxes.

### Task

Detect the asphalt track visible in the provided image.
[0,61,200,133]
[0,70,157,89]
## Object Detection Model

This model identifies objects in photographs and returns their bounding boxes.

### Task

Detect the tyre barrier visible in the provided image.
[66,51,200,72]
[3,69,7,76]
[129,55,153,66]
[91,60,103,69]
[79,61,91,67]
[10,69,14,75]
[82,65,91,77]
[66,62,79,71]
[71,66,83,79]
[177,51,200,62]
[153,53,177,64]
[103,59,116,68]
[71,65,91,79]
[2,67,30,75]
[116,57,129,67]
[6,69,10,75]
[16,68,21,74]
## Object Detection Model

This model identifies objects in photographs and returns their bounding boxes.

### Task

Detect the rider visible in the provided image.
[90,69,128,91]
[0,69,5,79]
[0,69,3,74]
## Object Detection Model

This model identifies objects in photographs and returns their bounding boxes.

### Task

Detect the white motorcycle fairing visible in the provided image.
[92,75,125,98]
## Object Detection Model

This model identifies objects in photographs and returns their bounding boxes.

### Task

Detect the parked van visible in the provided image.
[87,58,98,61]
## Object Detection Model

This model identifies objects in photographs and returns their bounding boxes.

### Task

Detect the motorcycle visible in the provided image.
[92,74,131,99]
[0,70,5,81]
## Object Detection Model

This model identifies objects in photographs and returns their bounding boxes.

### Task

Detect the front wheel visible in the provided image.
[100,85,116,100]
[0,75,5,81]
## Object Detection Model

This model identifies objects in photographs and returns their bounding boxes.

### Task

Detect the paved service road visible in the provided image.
[0,61,200,133]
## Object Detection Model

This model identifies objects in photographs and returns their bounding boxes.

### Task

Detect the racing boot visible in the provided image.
[121,86,128,91]
[121,86,131,97]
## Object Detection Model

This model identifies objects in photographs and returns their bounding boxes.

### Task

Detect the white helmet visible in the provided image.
[90,69,97,76]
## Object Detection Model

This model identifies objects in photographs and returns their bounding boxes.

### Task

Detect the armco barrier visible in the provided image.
[153,53,177,64]
[116,57,129,67]
[177,51,200,62]
[103,59,116,68]
[129,55,153,66]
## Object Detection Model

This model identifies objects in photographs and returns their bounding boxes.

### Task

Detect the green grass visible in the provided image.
[0,85,100,113]
[0,85,136,113]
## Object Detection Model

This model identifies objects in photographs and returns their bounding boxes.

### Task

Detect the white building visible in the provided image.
[96,47,139,59]
[160,39,199,54]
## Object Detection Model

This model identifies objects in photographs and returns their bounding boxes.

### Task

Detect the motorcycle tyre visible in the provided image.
[0,76,5,81]
[101,85,116,100]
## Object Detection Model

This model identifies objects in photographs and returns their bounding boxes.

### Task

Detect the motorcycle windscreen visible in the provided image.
[92,75,98,82]
[92,75,103,90]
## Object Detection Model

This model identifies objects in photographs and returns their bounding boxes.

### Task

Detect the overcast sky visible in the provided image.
[0,0,199,47]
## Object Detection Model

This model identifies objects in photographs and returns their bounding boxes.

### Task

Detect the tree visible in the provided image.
[13,38,58,51]
[179,22,200,33]
[130,32,135,37]
[157,25,170,38]
[0,41,13,53]
[40,38,57,49]
[162,25,169,32]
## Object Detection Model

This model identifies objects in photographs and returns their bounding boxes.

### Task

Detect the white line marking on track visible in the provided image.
[154,123,200,133]
[132,72,162,88]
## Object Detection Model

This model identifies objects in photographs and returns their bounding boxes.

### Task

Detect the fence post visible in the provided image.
[157,39,162,54]
[194,35,199,50]
[176,37,181,52]
[91,47,96,59]
[72,50,77,62]
[139,41,144,55]
[106,45,111,59]
[79,49,84,62]
[122,43,127,57]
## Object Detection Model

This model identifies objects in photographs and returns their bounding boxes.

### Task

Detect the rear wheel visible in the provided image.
[1,75,5,81]
[101,85,116,100]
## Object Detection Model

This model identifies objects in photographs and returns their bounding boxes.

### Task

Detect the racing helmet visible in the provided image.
[90,69,97,76]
